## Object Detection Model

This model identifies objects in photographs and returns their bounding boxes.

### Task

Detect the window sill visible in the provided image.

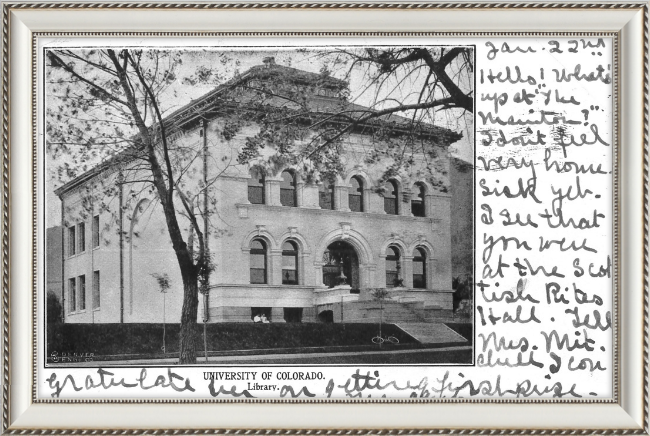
[211,284,316,290]
[66,250,86,259]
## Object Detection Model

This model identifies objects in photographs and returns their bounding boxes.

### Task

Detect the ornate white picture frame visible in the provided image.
[1,1,647,433]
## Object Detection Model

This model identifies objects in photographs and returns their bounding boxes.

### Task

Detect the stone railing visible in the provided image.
[314,285,360,306]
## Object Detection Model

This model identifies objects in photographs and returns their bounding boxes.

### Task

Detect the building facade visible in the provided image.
[54,62,466,324]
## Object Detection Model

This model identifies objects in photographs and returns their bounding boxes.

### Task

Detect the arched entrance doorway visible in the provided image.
[322,240,360,289]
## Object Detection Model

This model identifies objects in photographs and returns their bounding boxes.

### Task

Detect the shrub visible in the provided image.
[46,322,416,360]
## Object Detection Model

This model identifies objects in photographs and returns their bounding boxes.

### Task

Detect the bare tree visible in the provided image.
[235,47,473,191]
[48,49,232,364]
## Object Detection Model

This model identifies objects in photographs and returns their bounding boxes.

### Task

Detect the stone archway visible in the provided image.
[322,240,360,289]
[314,227,376,289]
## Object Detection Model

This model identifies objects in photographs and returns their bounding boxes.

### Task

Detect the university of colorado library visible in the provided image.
[52,59,473,325]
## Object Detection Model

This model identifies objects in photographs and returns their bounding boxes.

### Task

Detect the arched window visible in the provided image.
[280,170,297,207]
[386,246,401,288]
[384,180,399,215]
[282,240,299,285]
[349,176,364,212]
[250,239,267,284]
[319,179,335,210]
[411,183,426,217]
[413,247,427,289]
[247,167,265,204]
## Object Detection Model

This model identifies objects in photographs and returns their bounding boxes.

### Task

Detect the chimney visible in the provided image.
[262,56,276,67]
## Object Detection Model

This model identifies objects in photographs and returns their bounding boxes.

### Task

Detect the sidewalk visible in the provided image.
[52,345,473,367]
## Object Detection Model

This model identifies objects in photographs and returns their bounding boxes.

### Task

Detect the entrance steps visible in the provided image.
[395,322,468,344]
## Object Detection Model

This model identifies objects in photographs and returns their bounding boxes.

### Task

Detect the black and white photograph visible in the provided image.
[44,46,475,367]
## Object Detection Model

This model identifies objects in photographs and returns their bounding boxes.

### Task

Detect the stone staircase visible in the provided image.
[395,322,468,344]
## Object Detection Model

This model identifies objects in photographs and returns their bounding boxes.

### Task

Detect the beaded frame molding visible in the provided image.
[1,0,647,433]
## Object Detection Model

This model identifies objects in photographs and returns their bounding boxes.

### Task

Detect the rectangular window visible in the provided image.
[250,253,266,284]
[319,191,332,210]
[282,254,297,285]
[384,197,398,215]
[68,277,76,312]
[319,185,335,210]
[78,275,86,311]
[250,269,266,284]
[92,271,100,309]
[77,222,86,253]
[280,189,296,207]
[411,200,425,217]
[248,186,265,204]
[349,195,362,212]
[282,270,297,284]
[385,271,399,288]
[283,307,303,323]
[386,258,399,288]
[251,307,272,322]
[67,226,76,256]
[92,215,100,248]
[413,261,426,289]
[282,256,296,270]
[413,252,426,289]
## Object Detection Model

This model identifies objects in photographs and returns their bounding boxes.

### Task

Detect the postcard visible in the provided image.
[37,35,613,401]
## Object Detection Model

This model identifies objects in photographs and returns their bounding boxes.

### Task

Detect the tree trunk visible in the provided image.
[105,50,204,365]
[178,269,200,364]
